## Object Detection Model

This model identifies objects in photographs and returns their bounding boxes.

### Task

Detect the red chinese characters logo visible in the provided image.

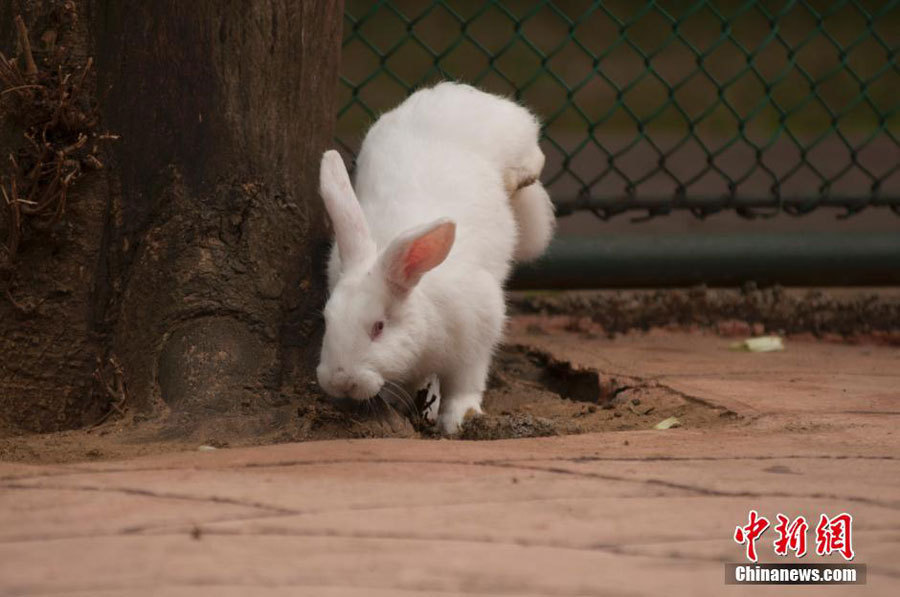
[773,514,809,557]
[734,511,855,562]
[815,513,854,561]
[734,510,770,562]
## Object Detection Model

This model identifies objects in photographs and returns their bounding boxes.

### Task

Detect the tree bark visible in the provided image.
[0,0,342,434]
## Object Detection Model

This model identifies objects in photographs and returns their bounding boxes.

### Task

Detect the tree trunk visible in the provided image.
[0,0,342,435]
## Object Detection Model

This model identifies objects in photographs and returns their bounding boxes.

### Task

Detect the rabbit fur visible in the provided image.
[317,82,555,434]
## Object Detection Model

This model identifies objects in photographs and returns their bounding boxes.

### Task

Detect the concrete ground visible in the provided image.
[1,327,898,596]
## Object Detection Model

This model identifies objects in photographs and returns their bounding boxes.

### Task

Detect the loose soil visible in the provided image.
[0,342,736,464]
[511,286,900,341]
[6,286,895,464]
[461,345,735,440]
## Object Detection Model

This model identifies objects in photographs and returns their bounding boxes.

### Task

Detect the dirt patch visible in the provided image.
[10,285,896,463]
[511,286,900,342]
[460,345,736,440]
[0,343,737,463]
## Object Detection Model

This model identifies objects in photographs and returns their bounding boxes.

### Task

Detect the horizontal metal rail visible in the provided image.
[554,195,900,219]
[511,232,900,288]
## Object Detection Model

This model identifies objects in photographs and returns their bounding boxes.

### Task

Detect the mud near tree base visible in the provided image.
[3,286,895,463]
[0,344,737,464]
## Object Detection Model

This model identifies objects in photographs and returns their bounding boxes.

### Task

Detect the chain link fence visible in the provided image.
[337,0,899,220]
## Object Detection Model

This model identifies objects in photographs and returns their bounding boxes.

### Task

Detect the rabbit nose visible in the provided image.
[336,380,357,394]
[336,382,359,397]
[332,369,357,396]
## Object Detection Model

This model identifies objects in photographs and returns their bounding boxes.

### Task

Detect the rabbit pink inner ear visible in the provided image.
[385,219,456,292]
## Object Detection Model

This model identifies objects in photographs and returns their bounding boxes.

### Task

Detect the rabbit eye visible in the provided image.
[370,320,385,340]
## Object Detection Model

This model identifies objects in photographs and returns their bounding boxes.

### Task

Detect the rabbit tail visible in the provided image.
[511,181,555,262]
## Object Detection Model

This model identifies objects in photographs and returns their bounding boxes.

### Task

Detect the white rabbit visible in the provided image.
[316,82,555,434]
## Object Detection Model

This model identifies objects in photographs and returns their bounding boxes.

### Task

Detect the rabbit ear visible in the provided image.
[319,150,376,269]
[381,218,456,293]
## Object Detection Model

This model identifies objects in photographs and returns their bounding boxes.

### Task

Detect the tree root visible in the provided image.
[0,10,115,275]
[91,355,128,427]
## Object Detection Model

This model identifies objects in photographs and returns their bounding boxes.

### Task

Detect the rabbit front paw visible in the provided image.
[436,394,483,435]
